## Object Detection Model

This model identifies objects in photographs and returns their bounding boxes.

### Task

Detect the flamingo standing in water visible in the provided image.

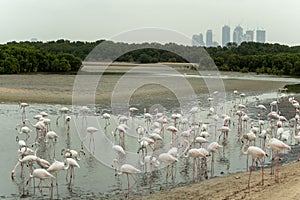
[25,119,46,141]
[86,126,98,153]
[242,145,267,190]
[207,142,222,177]
[183,147,205,182]
[15,125,32,142]
[167,125,178,147]
[20,102,29,125]
[26,168,55,196]
[158,152,178,184]
[56,107,69,125]
[66,157,80,190]
[129,107,138,120]
[47,159,69,196]
[113,159,141,198]
[102,113,111,128]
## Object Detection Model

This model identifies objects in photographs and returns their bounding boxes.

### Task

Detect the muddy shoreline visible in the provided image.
[0,72,287,105]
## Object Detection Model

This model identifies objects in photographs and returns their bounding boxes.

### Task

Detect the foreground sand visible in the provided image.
[136,161,300,200]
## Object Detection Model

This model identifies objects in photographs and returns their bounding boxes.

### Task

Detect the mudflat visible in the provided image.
[0,71,285,105]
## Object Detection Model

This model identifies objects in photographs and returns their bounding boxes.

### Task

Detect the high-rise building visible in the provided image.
[222,25,230,47]
[244,30,254,42]
[192,33,205,46]
[256,30,266,43]
[233,25,243,45]
[206,29,213,47]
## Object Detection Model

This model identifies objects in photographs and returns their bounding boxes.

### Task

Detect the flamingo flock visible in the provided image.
[9,86,300,198]
[11,105,83,199]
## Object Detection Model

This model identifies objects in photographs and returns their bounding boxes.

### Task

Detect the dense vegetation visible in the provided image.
[1,39,300,75]
[0,43,83,73]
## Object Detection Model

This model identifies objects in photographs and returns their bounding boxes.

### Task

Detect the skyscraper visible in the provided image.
[192,33,205,46]
[206,29,213,47]
[233,25,243,45]
[222,25,230,47]
[245,30,254,42]
[256,30,266,43]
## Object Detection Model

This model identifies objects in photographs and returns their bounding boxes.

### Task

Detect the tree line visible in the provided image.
[0,43,82,73]
[1,39,300,75]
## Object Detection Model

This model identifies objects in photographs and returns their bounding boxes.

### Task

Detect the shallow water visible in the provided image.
[1,74,300,199]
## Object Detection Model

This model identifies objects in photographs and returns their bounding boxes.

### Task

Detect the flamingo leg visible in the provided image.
[126,173,130,198]
[276,150,279,183]
[248,158,255,191]
[211,152,214,177]
[192,158,195,182]
[257,158,264,186]
[165,165,169,185]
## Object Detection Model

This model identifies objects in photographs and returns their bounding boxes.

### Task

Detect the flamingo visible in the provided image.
[102,113,111,127]
[218,126,230,141]
[56,107,69,125]
[129,107,138,119]
[144,112,153,127]
[65,115,71,130]
[158,152,178,184]
[137,137,155,156]
[15,125,32,142]
[45,131,59,158]
[12,141,43,179]
[11,144,33,179]
[266,138,291,182]
[40,111,48,117]
[189,106,199,124]
[242,145,267,190]
[118,115,129,124]
[26,168,55,195]
[140,155,160,193]
[20,102,29,124]
[47,159,69,193]
[183,147,205,182]
[115,124,128,147]
[66,158,80,190]
[61,148,85,161]
[86,126,98,153]
[207,142,222,176]
[166,125,178,147]
[25,119,46,141]
[270,101,278,112]
[195,136,209,147]
[110,130,127,168]
[113,160,141,198]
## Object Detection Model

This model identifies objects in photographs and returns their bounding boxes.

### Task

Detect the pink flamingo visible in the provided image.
[167,125,178,147]
[207,142,222,176]
[86,126,98,153]
[242,145,267,190]
[113,160,141,198]
[266,138,291,182]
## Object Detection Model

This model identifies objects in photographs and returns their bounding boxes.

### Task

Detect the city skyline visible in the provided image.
[193,25,266,47]
[0,0,299,46]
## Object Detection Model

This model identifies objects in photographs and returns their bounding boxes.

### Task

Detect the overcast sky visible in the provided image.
[1,0,299,46]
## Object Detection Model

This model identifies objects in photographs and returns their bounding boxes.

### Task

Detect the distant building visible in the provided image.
[222,25,230,47]
[256,30,266,43]
[244,30,254,42]
[192,33,205,46]
[206,29,213,47]
[31,38,38,42]
[233,25,243,45]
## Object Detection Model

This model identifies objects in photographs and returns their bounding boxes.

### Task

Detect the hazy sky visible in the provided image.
[1,0,299,46]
